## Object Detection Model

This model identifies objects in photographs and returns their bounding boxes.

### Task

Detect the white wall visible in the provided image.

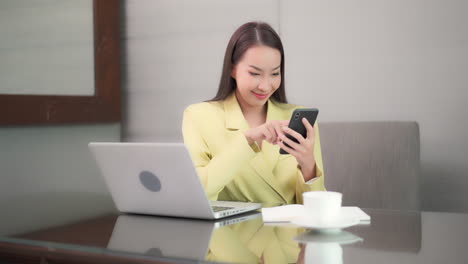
[122,0,279,141]
[280,0,468,212]
[122,0,468,212]
[0,0,94,95]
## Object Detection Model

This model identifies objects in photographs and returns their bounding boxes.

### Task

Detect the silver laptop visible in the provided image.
[107,212,261,261]
[88,142,261,219]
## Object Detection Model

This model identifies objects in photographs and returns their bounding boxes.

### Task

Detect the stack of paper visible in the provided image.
[261,204,371,223]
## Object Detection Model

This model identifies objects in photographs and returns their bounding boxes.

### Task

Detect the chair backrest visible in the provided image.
[320,121,420,211]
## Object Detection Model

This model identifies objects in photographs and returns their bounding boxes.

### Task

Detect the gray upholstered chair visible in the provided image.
[320,121,420,211]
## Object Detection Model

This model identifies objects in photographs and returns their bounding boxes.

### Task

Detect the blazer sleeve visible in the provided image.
[182,106,258,200]
[295,123,326,204]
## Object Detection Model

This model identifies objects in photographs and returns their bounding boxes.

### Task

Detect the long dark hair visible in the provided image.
[210,21,287,103]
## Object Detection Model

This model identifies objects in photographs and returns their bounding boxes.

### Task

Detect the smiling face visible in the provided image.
[231,45,282,112]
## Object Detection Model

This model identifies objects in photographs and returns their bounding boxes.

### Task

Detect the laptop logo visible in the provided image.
[139,171,162,192]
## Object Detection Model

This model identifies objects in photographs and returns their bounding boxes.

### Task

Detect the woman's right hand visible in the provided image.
[244,120,289,148]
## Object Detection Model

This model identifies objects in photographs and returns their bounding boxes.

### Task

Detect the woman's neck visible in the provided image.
[235,92,267,128]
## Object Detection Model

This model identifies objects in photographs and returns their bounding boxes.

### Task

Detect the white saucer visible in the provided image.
[294,230,363,245]
[291,215,360,232]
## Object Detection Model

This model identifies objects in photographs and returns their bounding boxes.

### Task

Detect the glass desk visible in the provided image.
[1,200,468,264]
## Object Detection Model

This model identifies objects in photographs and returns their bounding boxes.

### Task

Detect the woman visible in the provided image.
[182,22,325,207]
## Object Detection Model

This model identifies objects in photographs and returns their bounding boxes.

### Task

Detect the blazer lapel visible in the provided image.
[223,93,289,203]
[249,147,288,203]
[224,93,249,131]
[250,100,288,203]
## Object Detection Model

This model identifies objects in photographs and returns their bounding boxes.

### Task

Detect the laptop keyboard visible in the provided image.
[212,206,234,212]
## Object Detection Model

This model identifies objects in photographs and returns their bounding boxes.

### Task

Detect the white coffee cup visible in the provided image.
[302,191,342,223]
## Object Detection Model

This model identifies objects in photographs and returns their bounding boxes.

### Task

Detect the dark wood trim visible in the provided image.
[0,0,121,125]
[0,215,176,264]
[0,241,177,264]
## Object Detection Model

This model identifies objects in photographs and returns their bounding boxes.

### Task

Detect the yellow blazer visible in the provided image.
[182,93,325,206]
[207,217,304,264]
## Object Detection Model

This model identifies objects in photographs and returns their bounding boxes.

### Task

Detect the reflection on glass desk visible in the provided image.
[108,212,262,261]
[1,208,468,263]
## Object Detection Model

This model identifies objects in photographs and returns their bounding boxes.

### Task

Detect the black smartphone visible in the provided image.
[279,108,319,154]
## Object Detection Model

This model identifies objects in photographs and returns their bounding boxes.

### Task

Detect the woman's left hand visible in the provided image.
[278,117,316,181]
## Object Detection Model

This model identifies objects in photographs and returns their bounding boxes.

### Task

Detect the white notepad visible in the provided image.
[261,204,371,223]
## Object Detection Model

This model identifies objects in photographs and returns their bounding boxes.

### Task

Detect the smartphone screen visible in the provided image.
[279,108,319,154]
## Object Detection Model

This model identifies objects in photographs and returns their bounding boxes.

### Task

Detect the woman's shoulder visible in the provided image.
[183,100,224,118]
